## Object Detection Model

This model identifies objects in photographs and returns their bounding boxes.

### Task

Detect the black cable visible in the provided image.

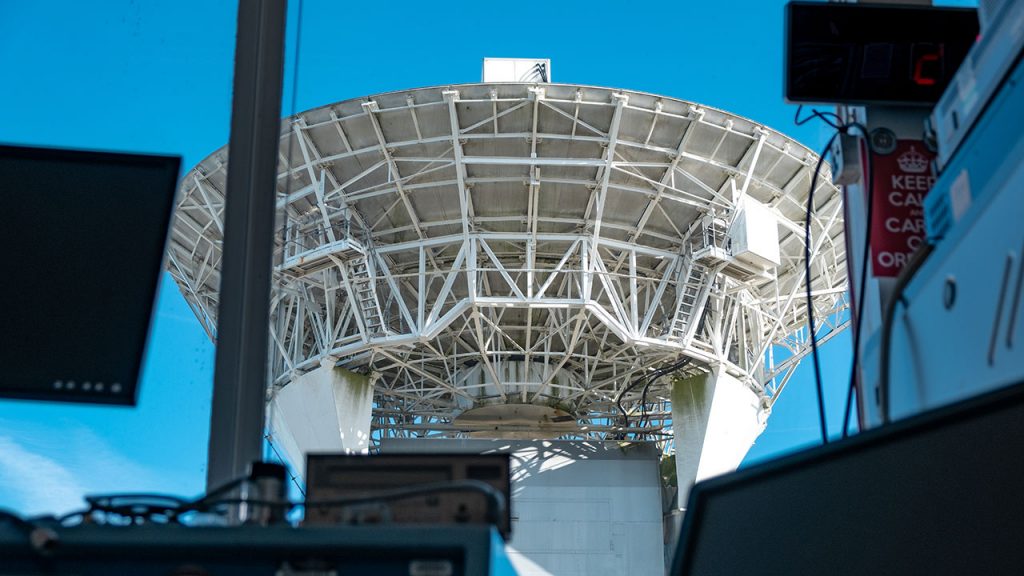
[73,504,180,525]
[616,356,692,432]
[638,376,655,430]
[265,432,306,498]
[54,476,507,532]
[302,479,506,528]
[841,122,875,438]
[84,494,189,524]
[799,108,880,443]
[795,105,844,131]
[59,477,250,525]
[59,493,190,525]
[193,476,248,506]
[640,357,692,430]
[84,494,187,507]
[805,130,842,445]
[183,498,291,512]
[193,482,508,528]
[879,243,935,424]
[615,375,648,428]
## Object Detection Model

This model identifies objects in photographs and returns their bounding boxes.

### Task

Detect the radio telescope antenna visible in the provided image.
[168,80,846,489]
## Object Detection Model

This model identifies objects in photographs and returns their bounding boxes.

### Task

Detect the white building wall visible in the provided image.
[383,439,665,576]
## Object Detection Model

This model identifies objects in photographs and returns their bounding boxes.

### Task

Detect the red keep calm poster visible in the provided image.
[869,140,936,277]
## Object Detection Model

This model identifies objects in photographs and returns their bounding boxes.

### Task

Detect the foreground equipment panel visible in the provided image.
[672,382,1024,575]
[0,524,514,576]
[305,453,511,537]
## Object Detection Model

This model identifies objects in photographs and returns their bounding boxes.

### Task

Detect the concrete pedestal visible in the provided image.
[672,366,768,509]
[266,359,374,479]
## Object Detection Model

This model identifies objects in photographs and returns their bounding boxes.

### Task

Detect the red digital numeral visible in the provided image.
[913,52,941,86]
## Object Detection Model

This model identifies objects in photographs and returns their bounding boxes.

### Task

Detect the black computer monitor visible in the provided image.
[672,381,1024,575]
[0,145,180,406]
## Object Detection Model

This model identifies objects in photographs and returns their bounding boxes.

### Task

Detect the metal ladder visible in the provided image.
[348,255,385,338]
[667,257,713,345]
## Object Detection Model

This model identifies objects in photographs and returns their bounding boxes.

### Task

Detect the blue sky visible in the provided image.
[0,0,972,516]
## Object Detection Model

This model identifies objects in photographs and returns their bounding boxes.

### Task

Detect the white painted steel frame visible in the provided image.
[167,83,847,447]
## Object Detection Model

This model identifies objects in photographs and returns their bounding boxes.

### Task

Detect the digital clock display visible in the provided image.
[785,2,979,106]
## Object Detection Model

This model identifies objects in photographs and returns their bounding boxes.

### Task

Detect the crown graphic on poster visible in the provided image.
[896,146,930,174]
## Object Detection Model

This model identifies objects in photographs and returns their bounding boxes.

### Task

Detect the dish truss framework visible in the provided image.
[167,83,847,454]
